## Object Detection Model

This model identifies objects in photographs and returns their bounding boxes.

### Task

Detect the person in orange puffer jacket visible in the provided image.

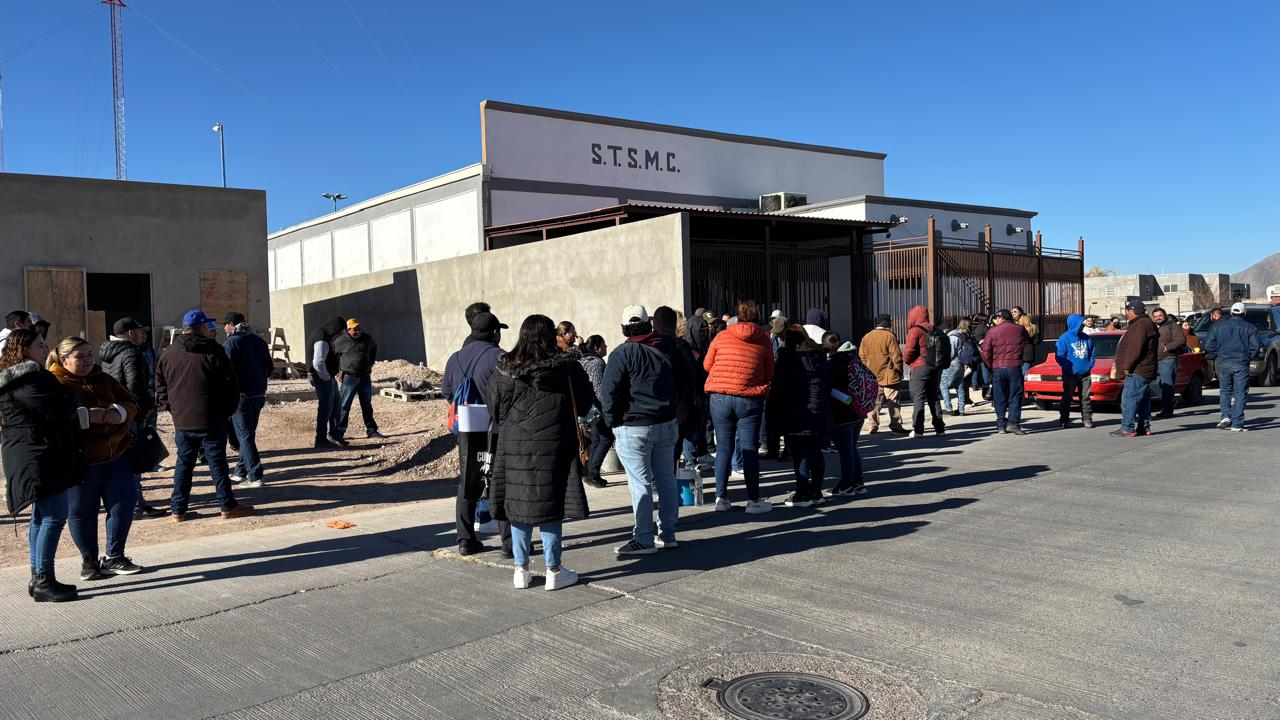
[703,299,775,515]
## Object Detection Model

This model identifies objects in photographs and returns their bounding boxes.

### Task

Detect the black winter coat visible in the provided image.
[1,361,85,515]
[484,354,594,525]
[99,338,153,415]
[767,347,831,439]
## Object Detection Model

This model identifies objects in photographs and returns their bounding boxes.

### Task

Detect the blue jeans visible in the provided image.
[1022,361,1032,376]
[832,422,863,491]
[172,428,239,515]
[1218,362,1250,429]
[613,421,679,545]
[230,395,267,481]
[314,378,340,442]
[969,363,990,393]
[709,394,763,501]
[1120,374,1158,432]
[336,374,377,438]
[510,521,562,569]
[940,361,967,412]
[1157,359,1177,413]
[786,435,825,499]
[68,456,136,560]
[992,367,1024,429]
[29,491,69,574]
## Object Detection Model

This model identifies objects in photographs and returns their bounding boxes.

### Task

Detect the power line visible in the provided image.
[131,5,270,106]
[340,0,413,100]
[0,5,97,64]
[268,0,347,81]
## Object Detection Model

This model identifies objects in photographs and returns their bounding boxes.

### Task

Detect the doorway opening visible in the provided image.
[86,273,152,346]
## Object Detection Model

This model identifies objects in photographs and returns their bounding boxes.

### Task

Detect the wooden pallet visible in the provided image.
[380,387,441,402]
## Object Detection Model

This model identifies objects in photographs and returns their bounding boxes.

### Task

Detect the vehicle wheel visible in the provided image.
[1265,355,1278,387]
[1034,399,1051,411]
[1182,373,1203,406]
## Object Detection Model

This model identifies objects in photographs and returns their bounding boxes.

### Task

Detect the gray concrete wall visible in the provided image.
[423,213,689,369]
[268,267,427,364]
[0,172,268,339]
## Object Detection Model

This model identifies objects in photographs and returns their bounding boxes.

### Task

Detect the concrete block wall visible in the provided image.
[423,213,690,369]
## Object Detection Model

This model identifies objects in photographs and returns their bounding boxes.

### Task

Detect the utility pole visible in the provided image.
[104,0,127,180]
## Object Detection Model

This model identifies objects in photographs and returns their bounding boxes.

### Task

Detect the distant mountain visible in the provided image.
[1234,252,1280,296]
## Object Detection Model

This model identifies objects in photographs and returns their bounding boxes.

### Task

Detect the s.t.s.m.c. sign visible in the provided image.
[590,143,679,173]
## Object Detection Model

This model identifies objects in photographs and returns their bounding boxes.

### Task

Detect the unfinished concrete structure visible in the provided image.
[0,172,269,346]
[1085,272,1251,318]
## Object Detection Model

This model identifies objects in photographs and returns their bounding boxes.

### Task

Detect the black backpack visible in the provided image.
[922,327,952,367]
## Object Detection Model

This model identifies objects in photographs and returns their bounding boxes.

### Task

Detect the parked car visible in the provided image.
[1193,304,1280,387]
[1023,331,1211,410]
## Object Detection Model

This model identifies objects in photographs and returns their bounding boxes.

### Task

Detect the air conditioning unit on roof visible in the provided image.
[758,192,808,213]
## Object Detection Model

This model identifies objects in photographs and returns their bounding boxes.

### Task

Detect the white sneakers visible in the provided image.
[714,497,732,512]
[514,565,578,590]
[1217,417,1232,429]
[513,566,532,589]
[474,519,500,534]
[745,499,773,514]
[545,566,578,591]
[730,469,746,480]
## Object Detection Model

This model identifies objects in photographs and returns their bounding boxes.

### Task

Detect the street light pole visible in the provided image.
[212,122,226,188]
[321,192,348,212]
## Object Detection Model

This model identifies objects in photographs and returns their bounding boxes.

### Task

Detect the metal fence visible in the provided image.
[690,241,834,321]
[864,217,1084,339]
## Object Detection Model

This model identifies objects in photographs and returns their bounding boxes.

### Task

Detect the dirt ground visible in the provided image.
[0,364,457,568]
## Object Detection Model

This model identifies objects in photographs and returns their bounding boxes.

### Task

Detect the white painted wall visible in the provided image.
[483,106,886,208]
[798,199,1037,248]
[267,249,276,291]
[489,189,617,227]
[302,233,333,284]
[413,190,481,263]
[275,242,302,290]
[370,209,413,271]
[333,224,371,278]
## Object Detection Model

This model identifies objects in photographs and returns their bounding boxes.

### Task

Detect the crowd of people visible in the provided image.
[2,293,1265,601]
[438,297,1269,590]
[0,306,383,603]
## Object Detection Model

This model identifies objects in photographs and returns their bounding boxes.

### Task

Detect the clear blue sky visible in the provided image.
[2,1,1276,275]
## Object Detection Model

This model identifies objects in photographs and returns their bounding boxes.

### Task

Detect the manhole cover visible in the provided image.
[704,672,870,720]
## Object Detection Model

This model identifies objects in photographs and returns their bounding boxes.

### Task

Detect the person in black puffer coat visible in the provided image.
[766,324,831,507]
[484,315,594,591]
[0,329,85,602]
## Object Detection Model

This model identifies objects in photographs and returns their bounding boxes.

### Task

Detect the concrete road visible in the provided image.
[2,387,1277,720]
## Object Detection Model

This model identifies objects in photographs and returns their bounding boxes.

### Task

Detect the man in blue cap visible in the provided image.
[156,309,255,520]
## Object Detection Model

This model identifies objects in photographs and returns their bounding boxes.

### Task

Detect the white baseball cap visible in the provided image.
[621,304,649,324]
[770,309,783,318]
[1230,302,1246,315]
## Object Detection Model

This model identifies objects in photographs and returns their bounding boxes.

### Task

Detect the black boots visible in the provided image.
[30,569,78,603]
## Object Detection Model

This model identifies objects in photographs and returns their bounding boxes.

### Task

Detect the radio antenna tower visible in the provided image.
[104,0,127,180]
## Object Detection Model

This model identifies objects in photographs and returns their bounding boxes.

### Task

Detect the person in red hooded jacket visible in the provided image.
[902,305,946,437]
[703,299,775,515]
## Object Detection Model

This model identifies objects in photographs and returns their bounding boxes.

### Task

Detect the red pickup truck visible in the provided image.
[1023,331,1212,410]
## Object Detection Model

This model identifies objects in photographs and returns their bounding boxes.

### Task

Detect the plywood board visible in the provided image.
[86,310,108,347]
[24,266,87,343]
[199,270,250,325]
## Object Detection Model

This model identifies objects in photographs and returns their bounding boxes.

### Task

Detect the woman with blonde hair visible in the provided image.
[47,337,142,581]
[1,329,82,601]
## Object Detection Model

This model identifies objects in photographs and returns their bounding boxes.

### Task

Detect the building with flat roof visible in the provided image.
[268,101,1079,367]
[0,172,268,346]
